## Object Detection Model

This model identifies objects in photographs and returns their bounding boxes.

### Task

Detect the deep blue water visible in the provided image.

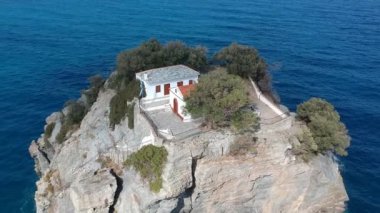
[1,0,379,212]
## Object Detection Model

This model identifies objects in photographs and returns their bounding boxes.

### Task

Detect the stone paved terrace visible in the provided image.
[144,108,202,140]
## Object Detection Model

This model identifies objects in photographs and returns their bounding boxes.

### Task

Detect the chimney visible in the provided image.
[143,73,148,80]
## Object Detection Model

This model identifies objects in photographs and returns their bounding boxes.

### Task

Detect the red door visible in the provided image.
[173,98,178,113]
[164,83,170,95]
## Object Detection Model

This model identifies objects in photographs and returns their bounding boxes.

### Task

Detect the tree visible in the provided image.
[185,70,249,128]
[214,43,276,101]
[161,41,207,70]
[214,43,265,78]
[114,39,163,89]
[112,39,207,90]
[296,98,350,156]
[109,79,140,129]
[82,75,105,108]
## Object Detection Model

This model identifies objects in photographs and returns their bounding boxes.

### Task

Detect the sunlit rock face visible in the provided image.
[30,85,348,213]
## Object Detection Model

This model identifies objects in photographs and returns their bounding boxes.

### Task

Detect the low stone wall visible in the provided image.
[249,77,287,119]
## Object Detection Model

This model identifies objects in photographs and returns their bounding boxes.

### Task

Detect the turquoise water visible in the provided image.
[1,0,379,212]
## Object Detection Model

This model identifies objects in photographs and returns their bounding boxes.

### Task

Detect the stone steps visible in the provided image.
[140,97,169,109]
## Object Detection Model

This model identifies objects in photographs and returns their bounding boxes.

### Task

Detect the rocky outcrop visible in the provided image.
[30,86,348,213]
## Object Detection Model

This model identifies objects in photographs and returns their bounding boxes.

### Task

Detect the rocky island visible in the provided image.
[29,40,350,213]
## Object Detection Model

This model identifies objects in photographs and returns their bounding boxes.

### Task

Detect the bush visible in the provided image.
[124,79,141,101]
[56,122,70,143]
[109,92,128,129]
[185,70,249,128]
[124,145,168,192]
[65,101,86,125]
[44,123,55,140]
[292,129,319,162]
[296,98,350,156]
[229,135,258,156]
[82,75,105,107]
[55,101,86,143]
[109,80,140,129]
[127,103,135,129]
[231,111,260,133]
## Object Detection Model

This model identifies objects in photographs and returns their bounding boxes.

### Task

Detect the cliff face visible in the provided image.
[29,87,348,213]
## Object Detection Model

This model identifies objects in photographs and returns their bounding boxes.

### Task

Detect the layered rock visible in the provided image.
[30,86,348,213]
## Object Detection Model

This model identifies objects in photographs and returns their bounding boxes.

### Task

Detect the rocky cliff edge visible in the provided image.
[29,86,348,213]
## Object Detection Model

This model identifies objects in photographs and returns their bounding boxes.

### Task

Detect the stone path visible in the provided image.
[245,80,285,124]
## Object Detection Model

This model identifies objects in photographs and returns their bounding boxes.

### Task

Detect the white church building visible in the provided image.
[136,65,199,121]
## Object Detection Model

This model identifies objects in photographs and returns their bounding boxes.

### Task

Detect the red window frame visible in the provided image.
[164,84,170,95]
[156,85,161,93]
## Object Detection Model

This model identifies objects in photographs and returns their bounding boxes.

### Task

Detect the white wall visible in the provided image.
[249,77,287,118]
[169,87,192,122]
[140,78,197,101]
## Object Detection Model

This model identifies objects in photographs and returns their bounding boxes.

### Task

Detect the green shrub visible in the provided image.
[124,79,140,101]
[109,80,140,129]
[55,101,86,143]
[296,98,350,156]
[109,92,128,129]
[65,101,86,124]
[56,122,70,143]
[82,75,105,107]
[292,129,319,162]
[229,135,257,156]
[124,145,168,192]
[127,103,135,129]
[149,178,163,193]
[231,111,260,133]
[44,123,55,140]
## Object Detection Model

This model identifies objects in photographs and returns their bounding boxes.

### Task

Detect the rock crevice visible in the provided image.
[109,169,123,213]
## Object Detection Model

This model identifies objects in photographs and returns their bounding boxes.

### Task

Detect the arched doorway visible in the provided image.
[173,98,178,114]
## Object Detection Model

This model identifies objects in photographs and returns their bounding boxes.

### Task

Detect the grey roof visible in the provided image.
[136,65,199,85]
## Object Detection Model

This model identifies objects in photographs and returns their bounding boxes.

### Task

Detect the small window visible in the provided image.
[177,81,183,87]
[156,85,161,93]
[189,80,193,85]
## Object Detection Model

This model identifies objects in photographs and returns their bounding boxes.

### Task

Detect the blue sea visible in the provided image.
[0,0,379,212]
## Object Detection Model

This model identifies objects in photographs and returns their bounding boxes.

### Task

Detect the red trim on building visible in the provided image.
[155,85,161,93]
[178,84,196,98]
[164,83,170,95]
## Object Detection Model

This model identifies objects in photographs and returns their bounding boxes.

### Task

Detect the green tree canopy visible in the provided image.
[113,39,207,90]
[185,70,251,128]
[214,43,273,96]
[296,98,350,156]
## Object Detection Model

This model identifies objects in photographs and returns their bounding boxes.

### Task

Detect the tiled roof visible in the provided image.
[178,84,196,97]
[136,65,199,85]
